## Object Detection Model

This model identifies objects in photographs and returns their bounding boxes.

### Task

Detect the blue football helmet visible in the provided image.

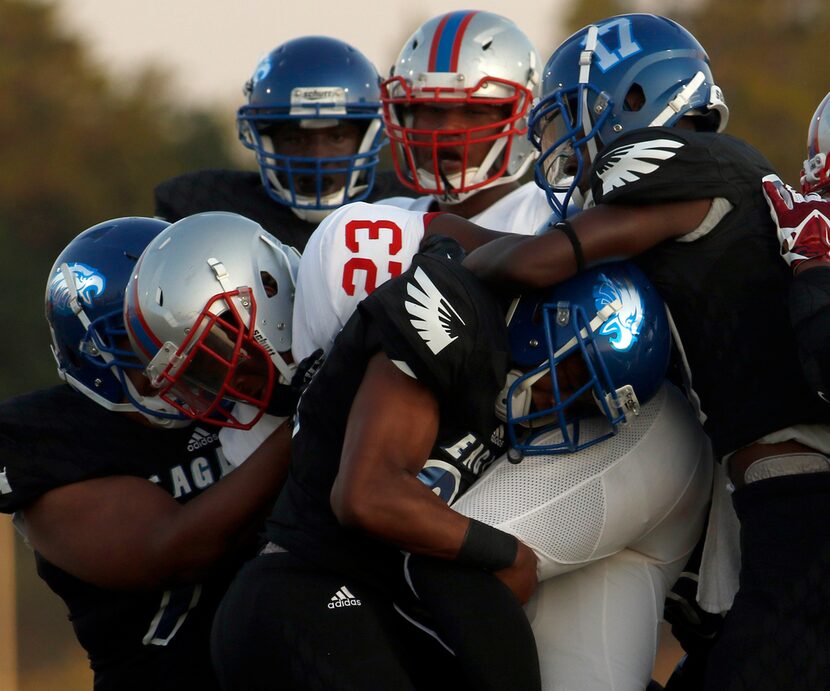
[45,217,188,427]
[500,261,671,456]
[237,36,385,222]
[528,14,729,218]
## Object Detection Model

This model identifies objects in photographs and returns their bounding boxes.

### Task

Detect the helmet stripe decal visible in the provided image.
[428,10,478,72]
[810,92,830,158]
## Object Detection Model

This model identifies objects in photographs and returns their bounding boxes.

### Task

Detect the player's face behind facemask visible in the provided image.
[403,101,516,198]
[259,118,366,202]
[143,293,277,428]
[498,262,671,459]
[124,212,299,431]
[381,10,540,204]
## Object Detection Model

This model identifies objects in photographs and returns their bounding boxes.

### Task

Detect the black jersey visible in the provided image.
[266,253,509,592]
[154,169,415,251]
[590,128,830,456]
[0,385,234,691]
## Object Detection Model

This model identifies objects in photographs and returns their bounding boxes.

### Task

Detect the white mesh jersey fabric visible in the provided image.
[452,382,713,577]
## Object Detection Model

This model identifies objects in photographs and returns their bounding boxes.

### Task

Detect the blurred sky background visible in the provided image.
[57,0,576,107]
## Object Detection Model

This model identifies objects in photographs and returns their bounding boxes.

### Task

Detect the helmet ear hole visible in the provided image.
[64,346,83,369]
[624,84,645,112]
[260,271,279,298]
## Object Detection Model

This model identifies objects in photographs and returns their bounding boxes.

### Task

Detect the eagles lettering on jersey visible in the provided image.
[419,424,506,503]
[590,129,830,455]
[154,169,415,251]
[0,387,230,512]
[267,254,508,591]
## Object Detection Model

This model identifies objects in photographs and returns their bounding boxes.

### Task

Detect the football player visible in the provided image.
[292,11,555,360]
[211,246,543,691]
[154,36,415,251]
[0,217,293,691]
[761,91,830,404]
[463,14,830,689]
[379,10,551,225]
[451,262,712,691]
[286,189,711,690]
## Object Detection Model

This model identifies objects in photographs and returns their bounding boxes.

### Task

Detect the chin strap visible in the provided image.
[579,25,600,167]
[437,161,460,202]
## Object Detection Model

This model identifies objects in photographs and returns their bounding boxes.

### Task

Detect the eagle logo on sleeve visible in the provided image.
[405,267,466,355]
[597,139,684,194]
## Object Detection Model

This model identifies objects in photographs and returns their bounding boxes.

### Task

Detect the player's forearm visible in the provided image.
[464,200,709,291]
[150,422,292,583]
[425,212,507,252]
[334,471,472,559]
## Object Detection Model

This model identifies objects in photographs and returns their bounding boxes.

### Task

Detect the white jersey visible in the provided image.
[292,183,553,360]
[291,202,429,361]
[379,180,553,234]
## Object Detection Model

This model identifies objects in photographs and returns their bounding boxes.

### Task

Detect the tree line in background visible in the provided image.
[0,0,238,400]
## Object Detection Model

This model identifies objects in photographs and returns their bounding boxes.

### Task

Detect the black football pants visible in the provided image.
[211,550,540,691]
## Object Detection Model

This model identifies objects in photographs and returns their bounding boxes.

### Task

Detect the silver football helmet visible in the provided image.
[382,10,540,203]
[802,91,830,196]
[124,212,300,429]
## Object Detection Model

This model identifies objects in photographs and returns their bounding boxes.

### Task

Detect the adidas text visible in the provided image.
[327,598,362,609]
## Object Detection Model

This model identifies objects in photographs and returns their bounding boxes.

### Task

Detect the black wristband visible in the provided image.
[554,220,585,272]
[457,519,519,571]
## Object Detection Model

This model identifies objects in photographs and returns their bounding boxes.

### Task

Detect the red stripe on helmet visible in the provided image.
[449,11,477,72]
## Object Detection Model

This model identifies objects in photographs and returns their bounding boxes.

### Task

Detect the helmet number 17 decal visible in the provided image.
[589,17,643,73]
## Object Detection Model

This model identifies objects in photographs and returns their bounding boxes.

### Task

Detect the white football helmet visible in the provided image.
[382,10,540,203]
[802,91,830,197]
[124,212,300,429]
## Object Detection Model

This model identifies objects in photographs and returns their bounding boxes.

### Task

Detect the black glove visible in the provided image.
[420,234,466,262]
[265,348,325,417]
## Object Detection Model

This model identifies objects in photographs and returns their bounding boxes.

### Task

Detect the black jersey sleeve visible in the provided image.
[153,169,261,221]
[358,254,509,437]
[153,169,317,249]
[366,169,419,202]
[0,387,97,512]
[590,128,775,208]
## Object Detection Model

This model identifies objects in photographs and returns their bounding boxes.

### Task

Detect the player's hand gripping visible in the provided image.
[761,173,830,273]
[494,540,538,604]
[266,348,325,417]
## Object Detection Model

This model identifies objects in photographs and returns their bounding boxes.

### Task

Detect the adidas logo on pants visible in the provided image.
[328,585,361,609]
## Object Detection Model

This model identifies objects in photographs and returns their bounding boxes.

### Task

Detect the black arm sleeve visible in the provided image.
[789,265,830,403]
